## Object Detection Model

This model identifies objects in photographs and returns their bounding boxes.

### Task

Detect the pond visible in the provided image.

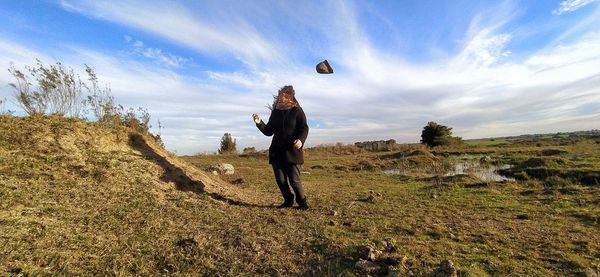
[446,162,514,182]
[383,160,514,182]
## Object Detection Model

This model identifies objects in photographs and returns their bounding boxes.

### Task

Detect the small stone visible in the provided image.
[516,214,530,220]
[429,259,457,277]
[387,266,402,277]
[432,194,438,199]
[384,240,397,253]
[231,178,245,185]
[301,171,311,175]
[207,163,235,175]
[355,259,383,274]
[366,195,376,203]
[358,245,382,261]
[328,209,338,216]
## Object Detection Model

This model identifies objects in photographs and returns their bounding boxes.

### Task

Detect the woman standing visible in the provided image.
[252,85,309,209]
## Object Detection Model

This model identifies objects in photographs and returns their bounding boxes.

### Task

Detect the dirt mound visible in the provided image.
[0,115,248,205]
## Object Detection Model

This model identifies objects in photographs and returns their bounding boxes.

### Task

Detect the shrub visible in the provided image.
[9,60,85,117]
[8,60,156,135]
[420,121,462,147]
[219,133,237,154]
[83,65,116,122]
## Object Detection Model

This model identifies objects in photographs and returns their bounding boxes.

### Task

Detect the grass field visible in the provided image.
[1,115,599,276]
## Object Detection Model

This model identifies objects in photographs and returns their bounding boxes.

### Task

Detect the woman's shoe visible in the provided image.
[278,201,293,208]
[297,197,309,210]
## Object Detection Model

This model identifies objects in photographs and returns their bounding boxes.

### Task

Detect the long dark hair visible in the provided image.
[267,85,300,110]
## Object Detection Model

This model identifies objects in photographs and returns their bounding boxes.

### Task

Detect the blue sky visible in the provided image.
[1,0,599,154]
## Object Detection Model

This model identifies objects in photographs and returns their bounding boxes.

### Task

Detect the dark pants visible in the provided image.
[272,161,306,204]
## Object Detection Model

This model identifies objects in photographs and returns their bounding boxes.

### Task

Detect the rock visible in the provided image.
[385,256,413,276]
[366,194,376,203]
[301,171,311,175]
[429,260,457,277]
[384,240,397,253]
[328,209,338,216]
[355,259,383,274]
[387,266,402,277]
[310,164,325,169]
[207,163,234,175]
[379,256,401,266]
[516,214,529,220]
[358,245,382,261]
[231,178,245,185]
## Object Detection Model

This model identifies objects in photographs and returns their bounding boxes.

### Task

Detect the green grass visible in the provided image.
[1,115,600,276]
[465,139,511,146]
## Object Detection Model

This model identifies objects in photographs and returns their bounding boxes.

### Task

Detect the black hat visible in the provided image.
[316,60,333,74]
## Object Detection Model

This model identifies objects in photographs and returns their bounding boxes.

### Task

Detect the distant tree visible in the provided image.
[420,121,461,147]
[219,133,237,154]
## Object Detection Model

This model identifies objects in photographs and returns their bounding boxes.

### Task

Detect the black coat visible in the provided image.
[256,106,309,164]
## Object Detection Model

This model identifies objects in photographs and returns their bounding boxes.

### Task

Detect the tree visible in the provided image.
[420,121,459,147]
[219,133,237,154]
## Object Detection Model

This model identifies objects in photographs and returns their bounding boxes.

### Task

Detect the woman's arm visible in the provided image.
[256,111,275,136]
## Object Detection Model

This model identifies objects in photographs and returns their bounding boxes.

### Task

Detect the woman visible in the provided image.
[252,85,309,209]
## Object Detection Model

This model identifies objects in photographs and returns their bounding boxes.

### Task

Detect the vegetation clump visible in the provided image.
[420,121,463,148]
[8,60,156,136]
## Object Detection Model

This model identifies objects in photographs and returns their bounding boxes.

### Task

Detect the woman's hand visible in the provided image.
[252,113,261,124]
[293,139,303,149]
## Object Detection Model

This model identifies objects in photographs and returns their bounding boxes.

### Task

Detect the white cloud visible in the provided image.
[60,0,281,65]
[123,36,191,68]
[553,0,599,15]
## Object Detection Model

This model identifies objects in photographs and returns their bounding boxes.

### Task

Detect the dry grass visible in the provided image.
[1,115,599,276]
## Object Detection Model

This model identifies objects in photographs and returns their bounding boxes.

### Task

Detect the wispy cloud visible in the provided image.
[124,35,191,68]
[60,0,281,65]
[553,0,599,15]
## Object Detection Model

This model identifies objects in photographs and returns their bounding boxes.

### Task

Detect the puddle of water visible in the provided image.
[383,161,515,182]
[446,162,514,182]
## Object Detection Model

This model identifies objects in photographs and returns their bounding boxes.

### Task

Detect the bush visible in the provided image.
[9,60,87,117]
[8,60,155,135]
[420,121,462,147]
[219,133,237,154]
[83,65,117,122]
